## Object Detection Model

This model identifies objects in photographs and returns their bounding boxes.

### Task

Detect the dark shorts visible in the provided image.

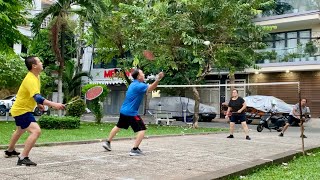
[116,114,147,132]
[14,112,36,129]
[287,115,300,125]
[230,113,246,123]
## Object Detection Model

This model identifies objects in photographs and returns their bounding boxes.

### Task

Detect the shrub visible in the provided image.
[65,96,86,117]
[82,84,109,123]
[38,115,80,129]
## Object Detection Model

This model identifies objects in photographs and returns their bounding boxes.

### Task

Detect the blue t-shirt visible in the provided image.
[120,80,148,116]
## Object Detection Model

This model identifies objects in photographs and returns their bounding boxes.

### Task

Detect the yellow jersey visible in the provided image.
[11,72,41,117]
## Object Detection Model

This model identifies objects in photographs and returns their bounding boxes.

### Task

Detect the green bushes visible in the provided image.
[65,96,86,117]
[82,84,109,124]
[38,115,80,129]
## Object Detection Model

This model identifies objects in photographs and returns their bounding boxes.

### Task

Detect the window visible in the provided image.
[268,30,311,49]
[93,58,117,69]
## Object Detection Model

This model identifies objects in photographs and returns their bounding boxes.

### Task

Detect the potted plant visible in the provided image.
[304,41,318,60]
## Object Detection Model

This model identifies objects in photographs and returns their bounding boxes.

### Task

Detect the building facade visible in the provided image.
[206,0,320,117]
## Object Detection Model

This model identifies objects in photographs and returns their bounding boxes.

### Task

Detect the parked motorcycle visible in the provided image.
[257,112,286,132]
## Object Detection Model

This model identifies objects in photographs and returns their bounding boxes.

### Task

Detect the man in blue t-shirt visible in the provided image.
[103,68,164,156]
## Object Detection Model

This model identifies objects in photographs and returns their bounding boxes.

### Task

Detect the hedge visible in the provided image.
[38,115,80,129]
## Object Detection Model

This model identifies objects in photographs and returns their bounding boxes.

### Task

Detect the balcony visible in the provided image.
[256,41,320,71]
[254,1,320,30]
[259,0,319,18]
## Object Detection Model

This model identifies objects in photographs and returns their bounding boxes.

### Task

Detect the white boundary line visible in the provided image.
[157,82,300,88]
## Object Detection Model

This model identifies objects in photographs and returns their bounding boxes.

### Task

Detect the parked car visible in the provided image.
[148,96,217,122]
[0,95,49,116]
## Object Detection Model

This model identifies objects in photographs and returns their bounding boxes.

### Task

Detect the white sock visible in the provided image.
[18,155,25,160]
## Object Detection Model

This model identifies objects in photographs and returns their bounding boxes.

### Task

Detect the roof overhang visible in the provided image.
[254,10,320,31]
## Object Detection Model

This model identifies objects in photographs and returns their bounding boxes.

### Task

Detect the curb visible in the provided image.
[187,145,320,180]
[0,131,226,150]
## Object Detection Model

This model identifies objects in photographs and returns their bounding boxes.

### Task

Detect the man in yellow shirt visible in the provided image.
[4,56,65,166]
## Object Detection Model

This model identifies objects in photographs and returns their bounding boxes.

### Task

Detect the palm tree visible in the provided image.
[31,0,107,115]
[63,60,92,102]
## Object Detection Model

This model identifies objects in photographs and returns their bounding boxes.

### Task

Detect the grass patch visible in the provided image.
[228,149,320,180]
[0,121,226,145]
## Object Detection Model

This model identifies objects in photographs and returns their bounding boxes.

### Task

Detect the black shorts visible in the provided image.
[230,113,246,123]
[287,115,300,125]
[116,114,147,132]
[14,112,36,129]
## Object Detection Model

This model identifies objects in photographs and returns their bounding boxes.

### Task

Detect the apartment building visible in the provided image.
[206,0,320,117]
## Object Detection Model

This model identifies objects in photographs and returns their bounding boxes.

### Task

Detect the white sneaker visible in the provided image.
[102,141,111,151]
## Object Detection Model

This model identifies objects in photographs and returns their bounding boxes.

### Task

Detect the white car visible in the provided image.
[0,95,49,116]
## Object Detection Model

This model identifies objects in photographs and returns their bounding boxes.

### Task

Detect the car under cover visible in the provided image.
[243,95,293,113]
[149,96,217,118]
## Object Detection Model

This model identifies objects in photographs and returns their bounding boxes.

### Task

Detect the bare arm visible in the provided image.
[238,102,247,113]
[225,107,231,119]
[147,72,164,92]
[43,99,65,110]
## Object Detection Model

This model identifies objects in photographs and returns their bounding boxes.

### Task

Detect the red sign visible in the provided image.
[104,69,131,78]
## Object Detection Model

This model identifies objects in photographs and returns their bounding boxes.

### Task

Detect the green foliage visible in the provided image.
[31,0,107,106]
[63,60,91,102]
[304,41,318,56]
[92,0,274,124]
[0,53,28,91]
[82,84,109,123]
[282,53,300,62]
[28,29,56,67]
[65,96,86,117]
[228,150,320,179]
[38,115,80,129]
[0,0,31,52]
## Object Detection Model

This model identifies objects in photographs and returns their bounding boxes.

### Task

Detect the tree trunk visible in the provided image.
[57,73,63,116]
[229,73,235,94]
[58,26,66,116]
[192,87,200,128]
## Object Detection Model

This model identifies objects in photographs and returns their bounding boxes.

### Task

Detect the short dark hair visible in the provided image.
[25,56,38,71]
[131,68,140,79]
[232,89,238,93]
[301,98,307,103]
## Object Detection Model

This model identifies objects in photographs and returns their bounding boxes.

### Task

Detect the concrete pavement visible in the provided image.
[1,123,320,180]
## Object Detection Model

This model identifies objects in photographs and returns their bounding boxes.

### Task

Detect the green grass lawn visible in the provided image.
[229,149,320,180]
[0,121,226,145]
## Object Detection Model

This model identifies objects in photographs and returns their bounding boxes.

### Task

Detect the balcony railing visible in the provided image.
[256,41,320,64]
[259,0,319,18]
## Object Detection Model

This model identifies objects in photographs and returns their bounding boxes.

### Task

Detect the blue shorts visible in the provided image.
[14,112,36,129]
[230,113,246,123]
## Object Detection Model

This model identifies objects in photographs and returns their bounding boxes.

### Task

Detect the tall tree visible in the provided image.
[102,0,274,127]
[0,0,31,52]
[31,0,107,115]
[63,60,91,102]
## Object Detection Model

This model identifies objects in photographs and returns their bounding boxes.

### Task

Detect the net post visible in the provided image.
[298,82,305,155]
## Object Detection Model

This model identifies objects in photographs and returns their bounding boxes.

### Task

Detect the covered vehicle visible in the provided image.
[243,95,293,113]
[149,97,217,122]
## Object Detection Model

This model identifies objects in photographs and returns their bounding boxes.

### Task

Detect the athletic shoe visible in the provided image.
[300,134,307,138]
[227,135,234,138]
[246,136,251,140]
[278,133,284,137]
[129,148,144,156]
[17,157,37,166]
[4,150,20,158]
[102,141,111,151]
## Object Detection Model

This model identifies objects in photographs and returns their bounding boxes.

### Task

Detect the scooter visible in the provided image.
[257,111,286,132]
